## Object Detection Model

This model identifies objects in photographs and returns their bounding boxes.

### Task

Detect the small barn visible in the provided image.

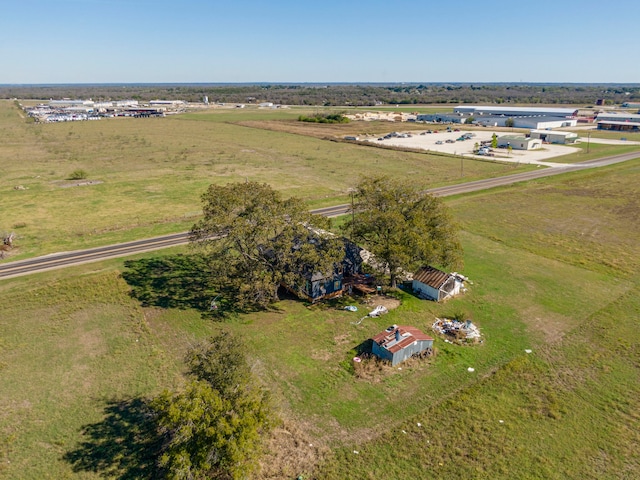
[371,325,434,366]
[412,266,465,302]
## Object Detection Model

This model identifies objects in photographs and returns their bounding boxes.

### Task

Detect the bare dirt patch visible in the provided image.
[53,179,104,188]
[362,294,401,311]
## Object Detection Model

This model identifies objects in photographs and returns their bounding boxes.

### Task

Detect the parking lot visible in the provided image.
[363,129,582,166]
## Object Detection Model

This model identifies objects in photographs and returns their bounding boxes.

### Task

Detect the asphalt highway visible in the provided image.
[1,151,638,280]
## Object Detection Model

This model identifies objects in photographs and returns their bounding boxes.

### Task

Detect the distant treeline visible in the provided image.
[1,83,639,106]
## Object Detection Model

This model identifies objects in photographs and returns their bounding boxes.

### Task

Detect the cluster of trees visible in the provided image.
[152,332,273,479]
[345,176,462,287]
[3,83,639,106]
[190,182,345,310]
[297,112,349,123]
[190,177,462,310]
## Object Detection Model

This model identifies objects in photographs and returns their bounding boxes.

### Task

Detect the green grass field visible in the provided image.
[0,103,639,479]
[1,100,531,260]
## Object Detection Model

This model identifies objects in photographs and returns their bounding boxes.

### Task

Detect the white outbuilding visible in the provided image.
[497,135,542,150]
[412,266,466,302]
[529,130,578,144]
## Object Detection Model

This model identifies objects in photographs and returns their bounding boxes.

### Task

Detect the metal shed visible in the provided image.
[371,325,433,366]
[412,266,464,302]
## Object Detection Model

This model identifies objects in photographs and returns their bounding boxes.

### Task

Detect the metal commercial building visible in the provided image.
[596,112,640,131]
[48,99,94,108]
[529,130,578,144]
[418,105,578,129]
[453,105,578,117]
[497,135,542,150]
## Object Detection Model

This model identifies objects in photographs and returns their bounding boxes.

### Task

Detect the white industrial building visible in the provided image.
[418,105,578,130]
[453,105,578,117]
[497,135,542,150]
[149,100,186,107]
[49,99,94,108]
[529,130,578,144]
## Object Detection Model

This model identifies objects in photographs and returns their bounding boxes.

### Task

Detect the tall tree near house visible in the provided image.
[184,332,252,399]
[190,181,344,310]
[344,176,463,287]
[152,332,273,480]
[152,379,272,480]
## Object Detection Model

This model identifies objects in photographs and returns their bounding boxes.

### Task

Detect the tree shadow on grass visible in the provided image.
[63,398,163,479]
[122,254,248,318]
[122,254,294,319]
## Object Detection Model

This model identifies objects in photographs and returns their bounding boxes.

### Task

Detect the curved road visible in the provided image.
[1,151,638,280]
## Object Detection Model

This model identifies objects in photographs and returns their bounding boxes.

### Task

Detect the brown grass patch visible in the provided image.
[521,306,579,344]
[361,295,401,311]
[258,417,330,480]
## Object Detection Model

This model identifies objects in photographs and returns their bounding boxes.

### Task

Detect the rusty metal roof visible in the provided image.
[371,325,433,354]
[413,266,450,289]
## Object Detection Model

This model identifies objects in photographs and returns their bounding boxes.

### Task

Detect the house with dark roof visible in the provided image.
[412,266,465,302]
[284,237,366,303]
[371,325,433,366]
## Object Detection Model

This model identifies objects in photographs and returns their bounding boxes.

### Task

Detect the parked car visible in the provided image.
[435,140,443,145]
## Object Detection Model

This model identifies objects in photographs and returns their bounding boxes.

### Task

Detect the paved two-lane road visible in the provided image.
[1,150,638,280]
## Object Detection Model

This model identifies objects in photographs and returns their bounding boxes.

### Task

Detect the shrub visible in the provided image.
[68,169,88,180]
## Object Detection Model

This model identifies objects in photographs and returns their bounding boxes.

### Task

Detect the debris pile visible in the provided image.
[368,305,388,317]
[431,317,482,344]
[351,305,388,325]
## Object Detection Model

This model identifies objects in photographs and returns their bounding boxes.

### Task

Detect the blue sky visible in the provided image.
[1,0,638,84]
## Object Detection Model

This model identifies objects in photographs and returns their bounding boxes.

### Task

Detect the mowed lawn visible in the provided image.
[1,100,526,259]
[1,159,639,478]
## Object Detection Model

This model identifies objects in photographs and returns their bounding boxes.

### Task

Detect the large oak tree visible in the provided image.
[345,176,463,287]
[190,181,344,309]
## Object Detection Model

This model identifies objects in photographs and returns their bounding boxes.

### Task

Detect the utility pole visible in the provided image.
[587,131,591,154]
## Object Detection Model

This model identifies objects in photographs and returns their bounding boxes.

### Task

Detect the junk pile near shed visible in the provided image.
[432,317,482,345]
